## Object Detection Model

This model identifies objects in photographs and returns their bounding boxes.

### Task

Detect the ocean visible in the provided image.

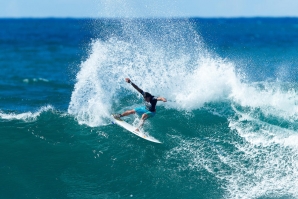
[1,17,298,199]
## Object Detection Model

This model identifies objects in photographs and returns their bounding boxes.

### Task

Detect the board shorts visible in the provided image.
[134,106,156,118]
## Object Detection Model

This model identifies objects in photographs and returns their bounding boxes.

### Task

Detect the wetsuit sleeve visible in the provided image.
[131,82,144,95]
[139,89,144,95]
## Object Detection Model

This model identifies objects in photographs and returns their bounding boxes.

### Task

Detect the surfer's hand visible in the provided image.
[125,78,131,83]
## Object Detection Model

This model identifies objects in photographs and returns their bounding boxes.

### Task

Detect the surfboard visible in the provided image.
[111,115,161,144]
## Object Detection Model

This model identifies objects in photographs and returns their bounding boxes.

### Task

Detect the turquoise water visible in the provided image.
[1,18,298,199]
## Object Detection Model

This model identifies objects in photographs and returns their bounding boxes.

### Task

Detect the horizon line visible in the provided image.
[1,16,298,20]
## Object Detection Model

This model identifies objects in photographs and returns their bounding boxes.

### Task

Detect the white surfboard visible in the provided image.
[111,115,161,144]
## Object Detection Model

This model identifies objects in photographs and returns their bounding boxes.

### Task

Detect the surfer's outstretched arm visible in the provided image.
[157,97,167,102]
[125,78,144,94]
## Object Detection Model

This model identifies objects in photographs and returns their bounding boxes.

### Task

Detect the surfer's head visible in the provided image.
[143,92,152,102]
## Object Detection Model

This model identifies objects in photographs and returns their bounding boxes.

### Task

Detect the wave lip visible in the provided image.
[0,105,54,122]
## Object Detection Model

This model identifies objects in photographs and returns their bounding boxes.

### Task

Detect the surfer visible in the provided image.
[113,78,167,131]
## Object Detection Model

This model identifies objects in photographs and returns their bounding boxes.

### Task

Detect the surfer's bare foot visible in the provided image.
[135,128,139,132]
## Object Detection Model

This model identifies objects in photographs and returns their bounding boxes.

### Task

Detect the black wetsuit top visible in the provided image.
[140,90,158,112]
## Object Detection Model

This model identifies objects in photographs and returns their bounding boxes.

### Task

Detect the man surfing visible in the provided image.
[113,78,167,131]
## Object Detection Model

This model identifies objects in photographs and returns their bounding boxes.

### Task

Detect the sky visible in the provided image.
[1,0,298,18]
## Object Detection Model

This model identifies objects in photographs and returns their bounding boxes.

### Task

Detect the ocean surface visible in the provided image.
[1,17,298,199]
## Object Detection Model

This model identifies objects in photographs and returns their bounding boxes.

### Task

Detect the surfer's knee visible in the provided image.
[130,110,136,114]
[141,113,148,120]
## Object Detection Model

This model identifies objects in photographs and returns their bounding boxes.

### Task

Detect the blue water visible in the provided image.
[1,18,298,199]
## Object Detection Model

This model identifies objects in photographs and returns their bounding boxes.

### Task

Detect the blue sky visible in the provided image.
[1,0,298,18]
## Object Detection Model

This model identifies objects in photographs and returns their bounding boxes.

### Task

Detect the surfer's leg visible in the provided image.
[120,109,136,117]
[141,113,148,120]
[114,109,135,119]
[136,113,148,131]
[139,114,148,126]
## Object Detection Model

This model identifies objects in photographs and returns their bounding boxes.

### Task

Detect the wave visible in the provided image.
[68,18,240,126]
[66,18,298,198]
[68,43,298,128]
[0,105,55,122]
[230,81,298,122]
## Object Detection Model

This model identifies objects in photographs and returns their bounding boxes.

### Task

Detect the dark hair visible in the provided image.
[143,92,152,98]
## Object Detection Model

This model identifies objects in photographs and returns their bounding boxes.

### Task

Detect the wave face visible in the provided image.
[1,18,298,199]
